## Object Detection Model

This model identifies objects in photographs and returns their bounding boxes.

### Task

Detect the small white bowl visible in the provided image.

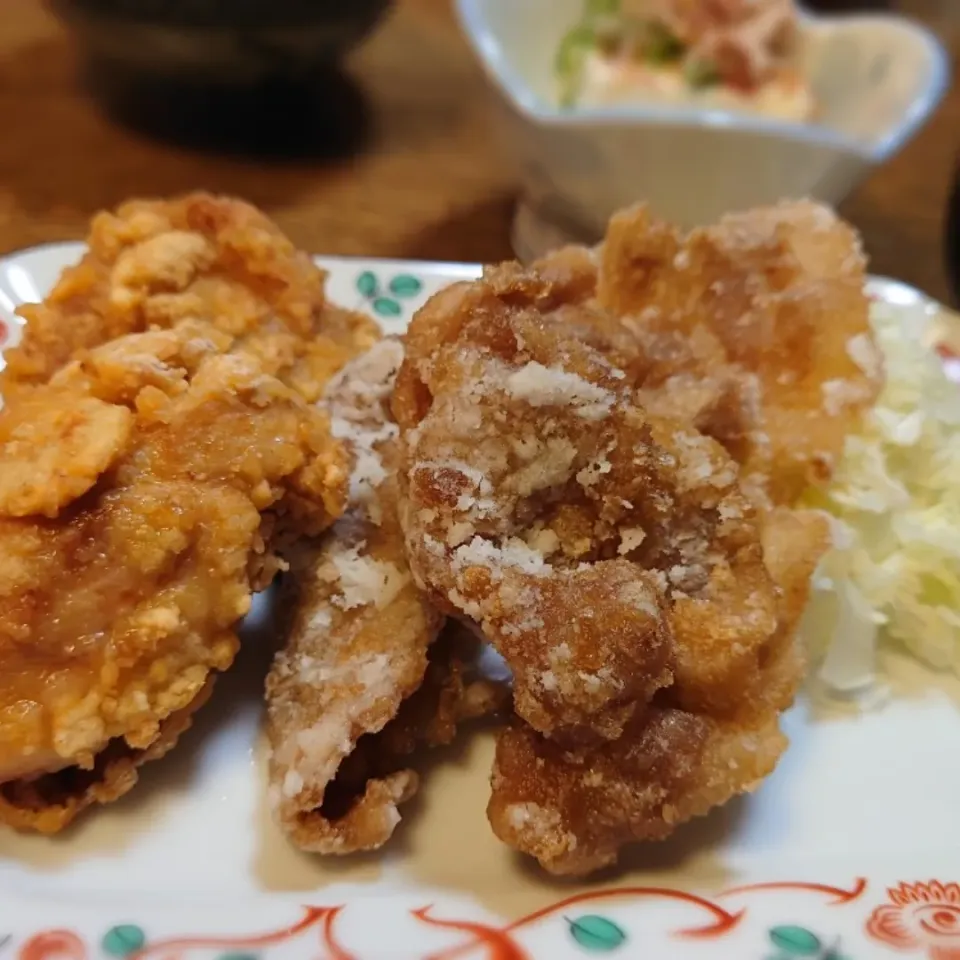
[456,0,949,258]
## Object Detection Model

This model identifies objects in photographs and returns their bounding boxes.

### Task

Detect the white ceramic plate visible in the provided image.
[1,245,959,960]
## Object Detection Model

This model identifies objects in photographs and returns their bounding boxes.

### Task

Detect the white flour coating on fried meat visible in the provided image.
[317,541,410,611]
[324,338,405,522]
[265,336,447,855]
[506,362,615,421]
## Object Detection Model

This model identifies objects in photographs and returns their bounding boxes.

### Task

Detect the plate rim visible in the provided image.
[0,238,950,312]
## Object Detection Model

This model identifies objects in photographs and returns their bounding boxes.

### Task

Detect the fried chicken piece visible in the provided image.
[266,341,503,854]
[488,694,787,877]
[392,250,606,433]
[0,193,379,403]
[487,505,829,876]
[597,201,882,505]
[0,680,213,834]
[274,618,502,854]
[396,263,781,746]
[0,321,348,832]
[396,243,838,875]
[267,528,444,854]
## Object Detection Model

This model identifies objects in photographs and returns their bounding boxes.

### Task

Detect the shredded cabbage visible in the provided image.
[801,299,960,692]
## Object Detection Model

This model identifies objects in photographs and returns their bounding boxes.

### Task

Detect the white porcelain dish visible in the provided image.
[1,243,960,958]
[455,0,949,256]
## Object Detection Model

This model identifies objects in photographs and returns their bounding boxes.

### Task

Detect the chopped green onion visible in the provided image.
[595,29,622,58]
[644,22,683,64]
[584,0,620,16]
[556,24,596,107]
[684,57,720,89]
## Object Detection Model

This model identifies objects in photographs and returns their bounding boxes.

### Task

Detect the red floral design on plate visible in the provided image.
[18,930,86,960]
[14,877,960,959]
[866,881,960,959]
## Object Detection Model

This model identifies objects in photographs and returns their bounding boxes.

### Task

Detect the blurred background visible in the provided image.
[0,0,956,301]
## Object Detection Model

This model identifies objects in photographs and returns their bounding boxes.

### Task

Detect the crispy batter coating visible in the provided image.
[396,264,781,746]
[0,320,347,831]
[761,506,831,638]
[0,193,379,403]
[267,340,442,852]
[398,200,879,511]
[0,195,866,863]
[394,206,851,874]
[393,251,607,434]
[272,613,501,854]
[488,696,786,877]
[267,341,504,854]
[597,201,882,505]
[487,506,829,876]
[0,393,133,518]
[0,680,213,834]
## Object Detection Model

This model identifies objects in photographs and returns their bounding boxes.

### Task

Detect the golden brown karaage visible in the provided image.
[392,203,859,874]
[267,340,503,853]
[396,262,781,735]
[0,199,354,831]
[486,503,828,875]
[0,323,347,830]
[0,191,875,869]
[0,193,379,404]
[597,201,882,505]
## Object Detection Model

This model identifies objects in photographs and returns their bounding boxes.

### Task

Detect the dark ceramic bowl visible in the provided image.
[51,0,392,84]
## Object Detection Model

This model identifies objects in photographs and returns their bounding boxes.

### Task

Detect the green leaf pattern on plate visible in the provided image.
[52,910,861,959]
[559,916,851,958]
[101,925,146,957]
[567,914,627,952]
[372,296,403,318]
[766,926,851,960]
[769,926,822,955]
[356,270,379,299]
[356,271,424,320]
[388,274,423,298]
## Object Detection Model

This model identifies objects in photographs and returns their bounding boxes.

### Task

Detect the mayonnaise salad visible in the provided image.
[556,0,814,122]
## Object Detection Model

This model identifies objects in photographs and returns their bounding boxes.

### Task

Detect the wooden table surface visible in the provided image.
[0,0,956,302]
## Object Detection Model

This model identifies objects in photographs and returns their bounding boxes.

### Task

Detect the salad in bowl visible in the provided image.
[558,0,814,121]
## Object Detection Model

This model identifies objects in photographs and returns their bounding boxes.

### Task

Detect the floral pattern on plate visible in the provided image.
[11,878,960,958]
